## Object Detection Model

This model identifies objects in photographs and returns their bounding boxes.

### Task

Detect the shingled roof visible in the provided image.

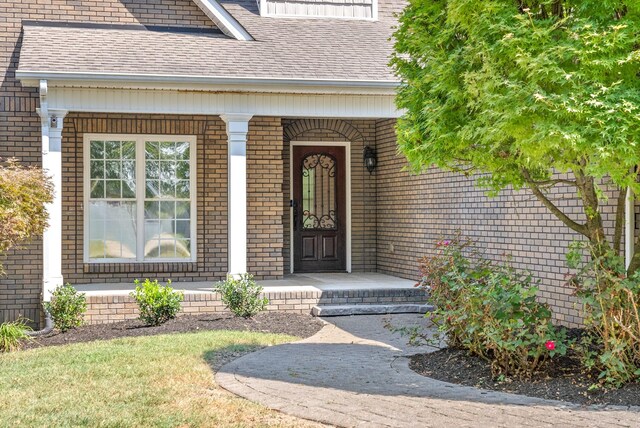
[17,0,404,86]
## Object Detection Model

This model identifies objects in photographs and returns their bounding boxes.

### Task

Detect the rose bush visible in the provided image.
[418,233,569,377]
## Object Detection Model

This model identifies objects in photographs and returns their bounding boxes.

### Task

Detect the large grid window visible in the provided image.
[85,135,196,263]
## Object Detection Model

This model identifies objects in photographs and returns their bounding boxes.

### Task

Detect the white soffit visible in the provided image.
[192,0,253,40]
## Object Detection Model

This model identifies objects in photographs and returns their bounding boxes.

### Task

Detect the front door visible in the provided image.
[292,145,346,272]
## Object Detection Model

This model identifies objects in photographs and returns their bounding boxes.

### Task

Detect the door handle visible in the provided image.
[291,200,298,231]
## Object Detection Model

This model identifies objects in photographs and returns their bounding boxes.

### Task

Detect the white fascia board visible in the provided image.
[191,0,253,41]
[16,70,401,95]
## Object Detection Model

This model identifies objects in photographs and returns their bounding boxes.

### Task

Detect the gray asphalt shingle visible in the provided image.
[18,0,404,82]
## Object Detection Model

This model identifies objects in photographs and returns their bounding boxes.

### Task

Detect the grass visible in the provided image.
[0,331,321,428]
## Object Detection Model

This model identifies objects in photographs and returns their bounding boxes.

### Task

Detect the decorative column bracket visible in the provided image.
[220,114,253,276]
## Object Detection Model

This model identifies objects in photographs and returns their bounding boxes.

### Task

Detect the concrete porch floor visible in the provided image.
[74,272,416,296]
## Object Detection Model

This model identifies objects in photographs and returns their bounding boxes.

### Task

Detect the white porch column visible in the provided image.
[625,187,635,269]
[221,114,253,275]
[37,80,67,301]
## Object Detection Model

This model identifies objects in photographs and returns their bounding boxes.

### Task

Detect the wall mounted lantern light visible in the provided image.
[363,146,377,174]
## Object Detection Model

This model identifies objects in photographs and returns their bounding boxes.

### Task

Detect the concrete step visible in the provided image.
[311,303,434,317]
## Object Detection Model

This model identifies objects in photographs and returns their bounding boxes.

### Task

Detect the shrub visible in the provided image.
[419,233,568,378]
[567,242,640,388]
[0,319,32,352]
[130,279,184,326]
[44,283,87,332]
[214,274,268,318]
[0,158,54,275]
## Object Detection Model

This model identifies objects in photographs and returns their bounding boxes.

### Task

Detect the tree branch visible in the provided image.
[522,168,589,237]
[530,178,577,188]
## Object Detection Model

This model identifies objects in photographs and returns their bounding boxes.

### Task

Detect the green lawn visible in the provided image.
[0,331,320,428]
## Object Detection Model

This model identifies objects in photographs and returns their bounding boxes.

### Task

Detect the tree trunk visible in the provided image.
[575,170,609,259]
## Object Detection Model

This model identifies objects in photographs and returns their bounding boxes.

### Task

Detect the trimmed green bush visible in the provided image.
[130,279,183,326]
[44,283,87,332]
[0,319,32,352]
[214,274,268,318]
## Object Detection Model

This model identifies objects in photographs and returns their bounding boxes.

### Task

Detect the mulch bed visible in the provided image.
[409,347,640,407]
[24,312,325,350]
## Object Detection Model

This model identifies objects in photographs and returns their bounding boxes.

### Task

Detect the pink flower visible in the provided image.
[545,340,555,351]
[442,240,451,246]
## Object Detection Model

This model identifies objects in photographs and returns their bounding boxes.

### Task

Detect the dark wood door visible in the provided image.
[293,146,346,272]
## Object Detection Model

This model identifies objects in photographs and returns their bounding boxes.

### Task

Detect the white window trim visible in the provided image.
[83,134,197,264]
[289,141,352,273]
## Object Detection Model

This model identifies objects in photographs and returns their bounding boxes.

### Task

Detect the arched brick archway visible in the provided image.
[283,119,365,145]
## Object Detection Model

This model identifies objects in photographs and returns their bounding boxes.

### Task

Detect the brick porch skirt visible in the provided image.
[84,288,427,324]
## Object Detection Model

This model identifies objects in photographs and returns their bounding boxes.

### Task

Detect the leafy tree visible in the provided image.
[0,158,53,274]
[391,0,640,271]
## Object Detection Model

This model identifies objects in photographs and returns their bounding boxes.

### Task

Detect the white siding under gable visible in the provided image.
[259,0,377,20]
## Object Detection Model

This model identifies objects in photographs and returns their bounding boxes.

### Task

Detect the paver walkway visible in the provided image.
[216,314,640,427]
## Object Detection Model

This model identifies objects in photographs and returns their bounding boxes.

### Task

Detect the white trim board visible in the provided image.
[289,141,352,273]
[191,0,253,41]
[83,133,198,264]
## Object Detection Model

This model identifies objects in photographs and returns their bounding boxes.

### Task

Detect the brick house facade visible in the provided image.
[1,0,637,327]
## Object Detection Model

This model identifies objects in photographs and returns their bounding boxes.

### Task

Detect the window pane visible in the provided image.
[122,180,136,199]
[176,161,190,179]
[90,180,105,199]
[105,180,122,198]
[176,202,190,219]
[159,142,176,160]
[90,141,104,159]
[160,181,176,198]
[105,161,120,179]
[122,141,135,160]
[176,180,190,199]
[160,161,174,180]
[176,220,190,239]
[176,142,190,160]
[146,161,159,179]
[122,161,136,181]
[88,201,137,259]
[145,142,159,160]
[159,201,175,219]
[144,201,160,219]
[146,180,160,198]
[104,141,121,159]
[142,140,192,260]
[90,161,104,179]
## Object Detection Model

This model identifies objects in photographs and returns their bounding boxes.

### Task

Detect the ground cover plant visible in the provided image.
[130,278,184,326]
[215,274,269,318]
[417,234,568,378]
[0,330,322,427]
[0,319,32,352]
[44,283,87,332]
